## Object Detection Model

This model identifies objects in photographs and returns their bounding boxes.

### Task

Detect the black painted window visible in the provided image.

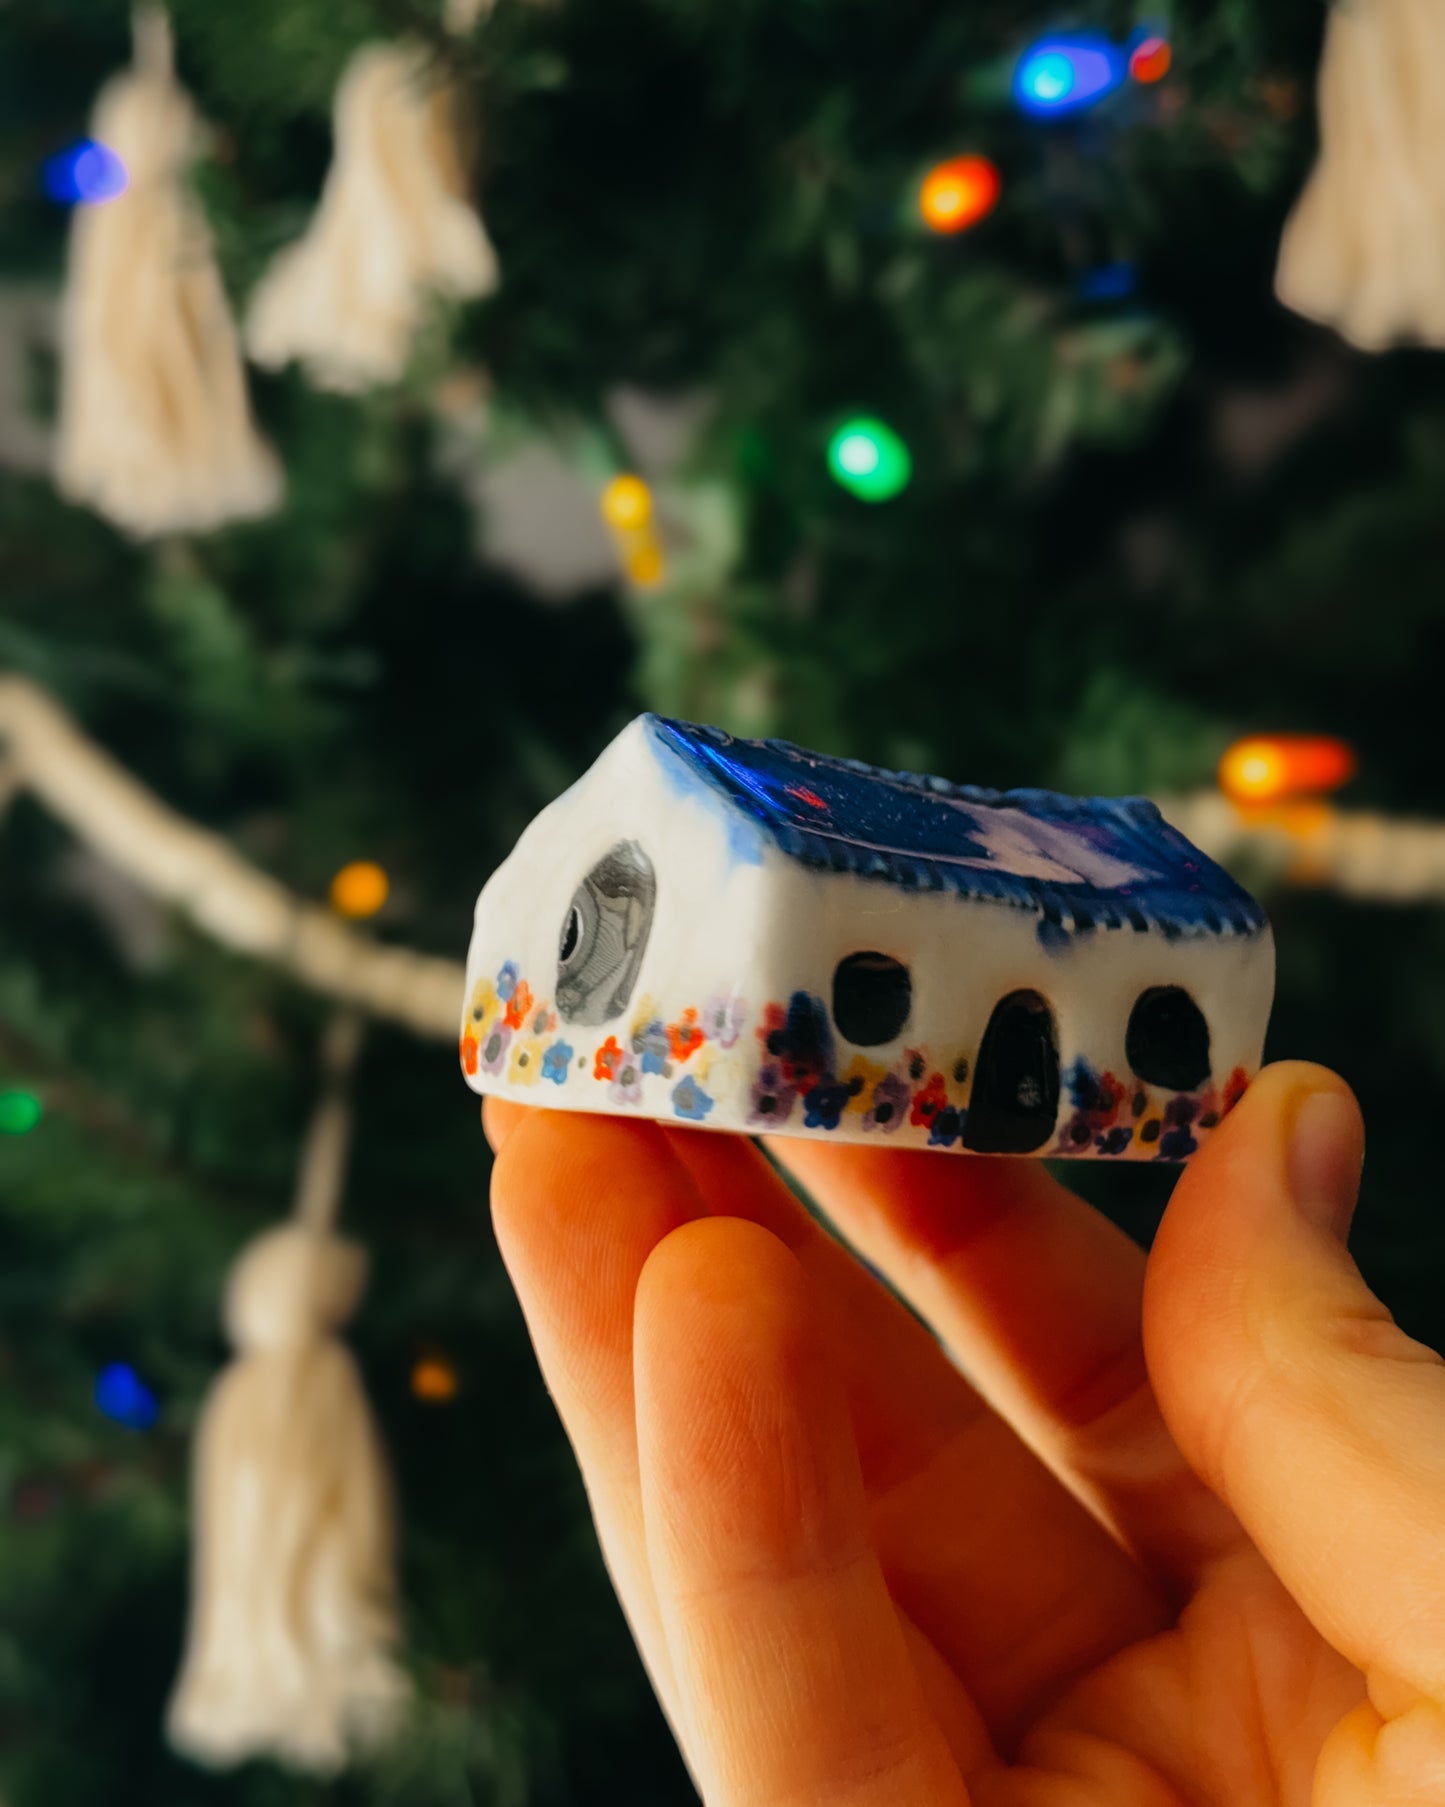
[832,952,912,1045]
[963,990,1060,1154]
[1126,986,1211,1092]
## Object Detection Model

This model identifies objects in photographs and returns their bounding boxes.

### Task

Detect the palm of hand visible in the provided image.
[486,1065,1445,1807]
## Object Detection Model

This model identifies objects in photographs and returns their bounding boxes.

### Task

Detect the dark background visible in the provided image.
[2,2,1441,1802]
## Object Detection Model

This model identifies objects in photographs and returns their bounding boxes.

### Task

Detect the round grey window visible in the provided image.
[556,842,656,1027]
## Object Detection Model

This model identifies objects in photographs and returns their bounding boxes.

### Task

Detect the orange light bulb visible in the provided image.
[601,474,653,532]
[1218,736,1357,805]
[330,860,389,919]
[411,1357,459,1403]
[919,156,1001,236]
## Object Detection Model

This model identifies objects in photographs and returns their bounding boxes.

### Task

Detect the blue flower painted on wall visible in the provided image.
[541,1042,573,1085]
[671,1076,715,1122]
[633,1018,672,1077]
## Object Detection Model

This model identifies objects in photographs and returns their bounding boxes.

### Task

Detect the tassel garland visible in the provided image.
[1276,0,1445,350]
[54,7,281,536]
[167,1014,408,1774]
[246,22,498,394]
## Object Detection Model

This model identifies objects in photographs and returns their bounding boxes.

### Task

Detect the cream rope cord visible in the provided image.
[0,675,464,1040]
[4,673,1445,1056]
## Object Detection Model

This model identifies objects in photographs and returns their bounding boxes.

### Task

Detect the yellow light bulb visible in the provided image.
[601,474,653,532]
[625,540,666,587]
[330,860,389,919]
[1239,754,1274,789]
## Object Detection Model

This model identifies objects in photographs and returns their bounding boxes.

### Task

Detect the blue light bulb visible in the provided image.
[94,1361,159,1431]
[1015,35,1125,117]
[1028,52,1075,105]
[42,139,128,206]
[1076,262,1140,302]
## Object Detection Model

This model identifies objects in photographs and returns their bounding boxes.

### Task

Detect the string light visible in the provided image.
[1076,263,1139,302]
[95,1362,159,1431]
[624,540,666,587]
[411,1356,459,1402]
[1218,736,1357,805]
[330,860,389,919]
[600,475,653,532]
[42,139,128,205]
[827,418,912,502]
[1128,35,1172,84]
[919,156,1001,235]
[0,1089,42,1135]
[1014,34,1125,116]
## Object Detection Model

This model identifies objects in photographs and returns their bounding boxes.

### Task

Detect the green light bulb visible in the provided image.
[827,418,912,501]
[0,1090,41,1135]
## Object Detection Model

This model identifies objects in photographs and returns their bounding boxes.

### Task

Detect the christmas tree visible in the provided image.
[3,1,1444,1802]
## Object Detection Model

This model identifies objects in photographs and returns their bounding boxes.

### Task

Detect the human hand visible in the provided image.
[483,1062,1445,1805]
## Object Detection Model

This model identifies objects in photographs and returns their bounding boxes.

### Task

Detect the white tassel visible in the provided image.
[168,1015,408,1774]
[54,8,281,537]
[246,37,498,394]
[1276,0,1445,351]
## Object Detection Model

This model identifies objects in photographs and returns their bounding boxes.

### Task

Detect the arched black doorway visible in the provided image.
[962,990,1060,1154]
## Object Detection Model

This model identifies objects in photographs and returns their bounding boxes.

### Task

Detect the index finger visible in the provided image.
[764,1135,1243,1590]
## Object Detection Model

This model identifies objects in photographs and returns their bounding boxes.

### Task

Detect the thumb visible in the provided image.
[1144,1062,1445,1711]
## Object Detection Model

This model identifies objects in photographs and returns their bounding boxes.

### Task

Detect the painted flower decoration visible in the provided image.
[702,992,745,1050]
[633,1018,672,1078]
[496,961,520,1002]
[928,1105,965,1149]
[541,1042,574,1085]
[1059,1115,1094,1152]
[667,1008,705,1063]
[1223,1067,1249,1114]
[1098,1125,1134,1156]
[459,1032,479,1077]
[509,1037,542,1087]
[531,1005,556,1037]
[671,1075,715,1122]
[1067,1058,1126,1128]
[594,1036,624,1082]
[467,978,498,1027]
[862,1071,909,1133]
[610,1058,643,1106]
[803,1080,852,1132]
[749,1062,796,1128]
[504,979,535,1032]
[478,1022,511,1075]
[1159,1093,1200,1161]
[909,1072,947,1129]
[840,1055,885,1115]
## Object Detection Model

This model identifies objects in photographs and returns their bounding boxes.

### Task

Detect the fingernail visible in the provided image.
[1287,1090,1363,1241]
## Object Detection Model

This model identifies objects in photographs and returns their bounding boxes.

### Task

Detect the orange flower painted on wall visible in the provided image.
[667,1008,705,1062]
[504,979,535,1032]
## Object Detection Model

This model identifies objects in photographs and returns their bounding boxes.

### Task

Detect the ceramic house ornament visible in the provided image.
[461,719,1274,1161]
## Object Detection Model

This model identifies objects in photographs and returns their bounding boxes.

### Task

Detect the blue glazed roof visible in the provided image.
[645,716,1267,942]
